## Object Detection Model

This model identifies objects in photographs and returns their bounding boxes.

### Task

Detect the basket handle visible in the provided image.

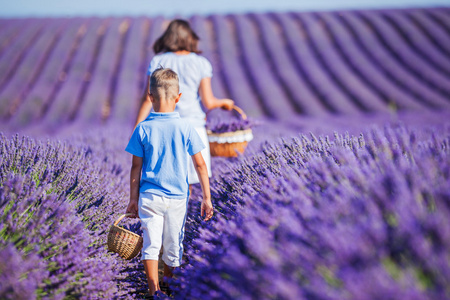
[114,213,134,226]
[206,105,247,120]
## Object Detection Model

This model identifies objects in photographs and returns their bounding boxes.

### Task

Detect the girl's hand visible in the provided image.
[126,200,138,218]
[220,99,234,110]
[201,199,214,221]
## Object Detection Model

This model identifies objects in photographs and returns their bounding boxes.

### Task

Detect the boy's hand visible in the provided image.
[126,200,138,218]
[201,199,214,221]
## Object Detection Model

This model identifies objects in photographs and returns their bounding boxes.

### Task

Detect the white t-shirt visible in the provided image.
[147,52,213,127]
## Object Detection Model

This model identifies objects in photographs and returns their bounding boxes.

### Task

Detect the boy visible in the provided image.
[125,67,213,299]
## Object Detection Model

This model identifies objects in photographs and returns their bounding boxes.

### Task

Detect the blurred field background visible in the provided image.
[0,2,449,136]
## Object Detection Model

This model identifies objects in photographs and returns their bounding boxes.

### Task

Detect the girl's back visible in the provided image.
[148,52,212,127]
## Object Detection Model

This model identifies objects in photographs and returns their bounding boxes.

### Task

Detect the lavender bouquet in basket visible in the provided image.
[205,106,254,157]
[206,117,253,133]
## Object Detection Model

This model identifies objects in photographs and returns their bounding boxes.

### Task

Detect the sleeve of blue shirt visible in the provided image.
[187,126,206,156]
[125,126,144,157]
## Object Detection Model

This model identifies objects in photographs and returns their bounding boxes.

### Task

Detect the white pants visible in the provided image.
[139,192,188,267]
[188,127,212,184]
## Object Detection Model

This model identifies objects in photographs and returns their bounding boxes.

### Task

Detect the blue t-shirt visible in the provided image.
[125,112,205,199]
[147,52,213,127]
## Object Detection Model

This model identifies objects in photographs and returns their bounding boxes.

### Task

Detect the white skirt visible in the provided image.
[188,127,212,184]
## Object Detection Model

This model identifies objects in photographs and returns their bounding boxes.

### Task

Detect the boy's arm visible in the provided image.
[191,152,213,221]
[126,155,143,218]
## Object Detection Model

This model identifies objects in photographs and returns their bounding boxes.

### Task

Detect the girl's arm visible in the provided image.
[134,76,152,129]
[199,77,234,110]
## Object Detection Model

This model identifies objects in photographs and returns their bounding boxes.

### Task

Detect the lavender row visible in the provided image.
[317,12,426,112]
[427,9,450,41]
[129,15,165,105]
[0,19,25,59]
[0,19,44,94]
[76,18,124,123]
[383,11,450,77]
[339,11,450,109]
[275,13,360,114]
[407,9,450,57]
[359,10,450,100]
[10,19,85,128]
[0,172,118,299]
[0,8,449,129]
[302,12,389,112]
[0,128,148,299]
[1,113,449,298]
[109,17,146,124]
[210,15,264,118]
[0,19,49,119]
[112,17,166,124]
[253,14,328,116]
[1,19,67,124]
[173,124,450,299]
[191,16,228,100]
[42,18,104,130]
[233,14,298,119]
[142,16,166,73]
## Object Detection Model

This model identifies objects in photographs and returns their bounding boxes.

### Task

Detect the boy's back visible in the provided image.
[126,111,204,199]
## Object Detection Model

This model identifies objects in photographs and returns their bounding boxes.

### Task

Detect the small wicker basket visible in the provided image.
[107,213,143,260]
[207,105,253,157]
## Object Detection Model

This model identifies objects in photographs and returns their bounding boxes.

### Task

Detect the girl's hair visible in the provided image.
[153,19,201,54]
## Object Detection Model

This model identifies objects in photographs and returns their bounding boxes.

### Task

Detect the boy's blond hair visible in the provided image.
[149,67,179,102]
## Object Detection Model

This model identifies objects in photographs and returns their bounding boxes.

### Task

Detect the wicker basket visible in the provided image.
[107,213,143,260]
[207,105,253,157]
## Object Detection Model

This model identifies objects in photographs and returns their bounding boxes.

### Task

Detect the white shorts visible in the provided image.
[138,192,188,267]
[188,127,212,184]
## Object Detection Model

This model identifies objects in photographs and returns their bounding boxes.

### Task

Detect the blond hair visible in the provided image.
[149,67,179,102]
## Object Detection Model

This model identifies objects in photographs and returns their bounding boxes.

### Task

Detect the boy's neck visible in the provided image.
[153,102,176,113]
[154,108,175,113]
[150,93,180,113]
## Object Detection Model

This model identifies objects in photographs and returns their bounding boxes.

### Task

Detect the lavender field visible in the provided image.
[1,6,450,300]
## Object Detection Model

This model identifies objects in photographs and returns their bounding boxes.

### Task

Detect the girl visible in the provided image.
[135,19,234,186]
